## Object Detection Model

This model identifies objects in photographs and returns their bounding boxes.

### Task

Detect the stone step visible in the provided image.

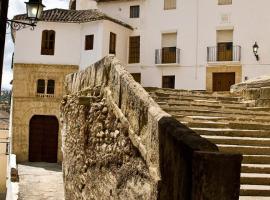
[162,106,270,116]
[156,96,241,105]
[202,136,270,147]
[218,145,270,155]
[240,196,270,199]
[243,155,270,164]
[162,104,249,112]
[186,121,270,131]
[153,90,241,100]
[193,128,270,138]
[241,173,270,185]
[165,108,270,119]
[176,114,270,124]
[242,164,270,174]
[179,115,270,125]
[240,185,270,196]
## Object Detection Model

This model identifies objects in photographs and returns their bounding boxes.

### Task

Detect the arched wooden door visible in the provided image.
[29,115,59,163]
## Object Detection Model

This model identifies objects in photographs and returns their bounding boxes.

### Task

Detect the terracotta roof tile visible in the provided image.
[13,8,133,29]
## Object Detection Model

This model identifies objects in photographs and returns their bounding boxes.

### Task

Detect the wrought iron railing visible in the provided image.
[207,45,241,62]
[155,47,181,64]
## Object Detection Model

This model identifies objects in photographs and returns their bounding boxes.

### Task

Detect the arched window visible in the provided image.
[41,30,55,55]
[37,79,45,94]
[47,80,55,94]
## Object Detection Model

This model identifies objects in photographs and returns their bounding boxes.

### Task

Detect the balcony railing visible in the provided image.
[207,45,241,62]
[155,47,181,64]
[36,93,55,98]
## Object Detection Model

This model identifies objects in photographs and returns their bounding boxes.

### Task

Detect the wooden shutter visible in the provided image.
[41,30,55,55]
[129,36,140,63]
[162,76,175,89]
[85,35,94,50]
[47,80,55,94]
[164,0,176,10]
[37,79,45,93]
[130,5,140,18]
[109,32,116,54]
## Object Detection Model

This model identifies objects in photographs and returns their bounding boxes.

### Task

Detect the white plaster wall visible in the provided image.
[102,20,132,66]
[79,21,104,69]
[99,0,204,89]
[14,22,81,66]
[98,0,142,35]
[76,0,97,10]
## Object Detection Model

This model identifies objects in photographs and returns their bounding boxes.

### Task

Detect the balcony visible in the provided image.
[155,47,181,65]
[207,45,241,63]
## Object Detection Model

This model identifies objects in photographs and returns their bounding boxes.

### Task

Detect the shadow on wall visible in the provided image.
[61,56,243,200]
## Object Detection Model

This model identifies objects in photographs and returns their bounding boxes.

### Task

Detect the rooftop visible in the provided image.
[13,8,133,29]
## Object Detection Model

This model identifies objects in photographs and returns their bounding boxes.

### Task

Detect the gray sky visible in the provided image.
[3,0,70,90]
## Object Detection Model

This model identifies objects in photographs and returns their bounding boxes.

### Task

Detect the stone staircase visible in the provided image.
[146,87,270,199]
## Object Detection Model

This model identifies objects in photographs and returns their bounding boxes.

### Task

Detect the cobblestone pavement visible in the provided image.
[18,162,64,200]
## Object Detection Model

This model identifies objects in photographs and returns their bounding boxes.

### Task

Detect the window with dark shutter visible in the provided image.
[37,79,45,93]
[41,30,55,55]
[162,76,175,89]
[47,80,55,94]
[130,5,140,18]
[109,32,116,54]
[85,35,94,50]
[129,36,140,64]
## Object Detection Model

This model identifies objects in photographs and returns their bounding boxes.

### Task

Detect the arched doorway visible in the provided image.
[29,115,59,163]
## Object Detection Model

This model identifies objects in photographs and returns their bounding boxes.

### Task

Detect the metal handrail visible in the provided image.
[207,45,241,62]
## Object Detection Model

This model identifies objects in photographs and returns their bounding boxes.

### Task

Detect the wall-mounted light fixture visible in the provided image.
[253,42,259,61]
[6,0,45,31]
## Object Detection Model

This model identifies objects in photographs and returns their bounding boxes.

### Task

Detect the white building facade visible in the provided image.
[14,0,270,92]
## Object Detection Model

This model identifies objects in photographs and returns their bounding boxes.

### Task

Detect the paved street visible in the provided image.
[18,162,64,200]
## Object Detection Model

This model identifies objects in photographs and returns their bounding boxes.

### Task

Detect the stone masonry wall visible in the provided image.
[61,56,242,199]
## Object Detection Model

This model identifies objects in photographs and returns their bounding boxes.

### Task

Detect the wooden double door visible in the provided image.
[213,72,235,92]
[29,115,59,163]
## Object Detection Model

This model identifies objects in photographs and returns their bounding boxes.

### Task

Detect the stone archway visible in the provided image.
[29,115,59,163]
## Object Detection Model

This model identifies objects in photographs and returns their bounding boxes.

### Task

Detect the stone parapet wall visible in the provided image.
[231,76,270,106]
[62,56,242,199]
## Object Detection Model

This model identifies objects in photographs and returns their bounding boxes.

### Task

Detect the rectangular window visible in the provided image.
[131,73,141,84]
[109,32,116,54]
[129,36,140,64]
[85,35,94,50]
[218,0,232,5]
[130,5,140,18]
[37,79,45,94]
[162,76,175,89]
[47,80,55,94]
[164,0,176,10]
[41,30,55,55]
[161,33,177,63]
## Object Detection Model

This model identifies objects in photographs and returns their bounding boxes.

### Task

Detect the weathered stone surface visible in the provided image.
[231,76,270,106]
[62,56,242,199]
[231,75,270,94]
[62,87,154,199]
[12,63,78,162]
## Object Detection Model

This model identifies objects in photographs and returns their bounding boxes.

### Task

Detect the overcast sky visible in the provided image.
[2,0,70,90]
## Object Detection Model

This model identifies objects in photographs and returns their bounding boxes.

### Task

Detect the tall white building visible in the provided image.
[14,0,270,93]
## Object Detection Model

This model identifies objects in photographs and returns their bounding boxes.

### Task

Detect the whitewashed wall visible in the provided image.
[14,22,81,65]
[79,21,104,69]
